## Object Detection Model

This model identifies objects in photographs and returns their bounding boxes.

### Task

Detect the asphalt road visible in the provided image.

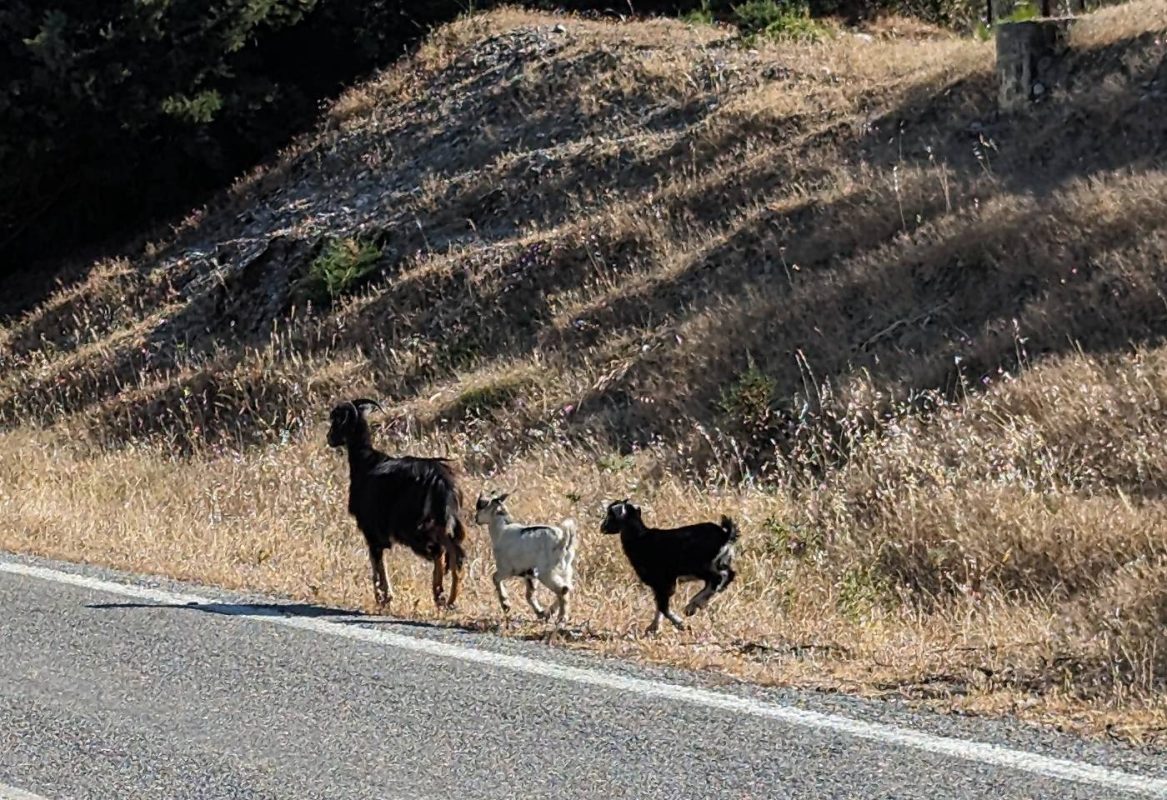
[1,553,1166,800]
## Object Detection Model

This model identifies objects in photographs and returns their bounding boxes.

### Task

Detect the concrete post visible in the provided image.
[996,18,1076,111]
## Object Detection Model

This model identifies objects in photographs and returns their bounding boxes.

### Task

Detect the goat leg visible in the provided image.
[684,572,723,616]
[525,575,548,620]
[493,571,512,615]
[431,549,447,608]
[542,573,571,625]
[441,529,464,611]
[369,546,392,609]
[649,586,684,634]
[718,566,737,592]
[447,554,462,609]
[552,584,570,625]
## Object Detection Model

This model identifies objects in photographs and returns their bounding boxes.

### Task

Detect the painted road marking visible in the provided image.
[0,782,52,800]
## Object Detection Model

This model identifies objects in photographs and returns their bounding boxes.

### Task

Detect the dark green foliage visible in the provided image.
[0,0,467,271]
[295,236,384,303]
[732,0,827,40]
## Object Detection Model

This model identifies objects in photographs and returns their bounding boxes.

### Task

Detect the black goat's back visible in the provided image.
[350,455,465,560]
[619,521,735,586]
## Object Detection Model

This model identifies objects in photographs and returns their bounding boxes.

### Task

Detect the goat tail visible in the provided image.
[446,515,467,573]
[720,515,740,542]
[560,517,578,564]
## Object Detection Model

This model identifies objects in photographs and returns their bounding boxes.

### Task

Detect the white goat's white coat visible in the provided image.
[474,494,577,623]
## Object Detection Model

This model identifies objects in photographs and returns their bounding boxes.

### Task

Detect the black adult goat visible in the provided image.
[600,499,738,634]
[327,398,467,610]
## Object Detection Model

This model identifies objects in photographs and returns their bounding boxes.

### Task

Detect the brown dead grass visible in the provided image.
[3,3,1167,745]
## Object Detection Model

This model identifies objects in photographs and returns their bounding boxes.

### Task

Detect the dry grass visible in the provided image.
[3,2,1167,745]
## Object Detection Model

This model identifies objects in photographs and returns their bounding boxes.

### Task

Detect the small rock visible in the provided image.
[552,24,566,33]
[1032,81,1046,96]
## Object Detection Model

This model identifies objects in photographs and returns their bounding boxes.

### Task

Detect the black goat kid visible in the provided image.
[600,500,738,634]
[327,398,467,610]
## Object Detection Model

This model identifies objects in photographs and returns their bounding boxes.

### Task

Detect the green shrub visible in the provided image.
[298,237,383,302]
[598,453,636,472]
[732,0,826,41]
[719,364,776,433]
[683,0,718,24]
[836,563,896,621]
[1002,0,1040,21]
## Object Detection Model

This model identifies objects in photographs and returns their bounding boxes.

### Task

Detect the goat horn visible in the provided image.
[351,397,384,415]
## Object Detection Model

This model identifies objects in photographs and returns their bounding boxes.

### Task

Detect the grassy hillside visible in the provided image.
[3,2,1167,743]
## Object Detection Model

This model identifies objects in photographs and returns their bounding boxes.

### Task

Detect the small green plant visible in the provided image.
[836,564,895,622]
[1002,1,1040,22]
[762,516,824,558]
[598,453,636,473]
[719,364,775,433]
[683,0,717,25]
[974,1,1039,40]
[732,0,825,42]
[299,236,382,302]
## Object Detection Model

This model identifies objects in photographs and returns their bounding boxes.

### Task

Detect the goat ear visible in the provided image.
[497,492,509,504]
[351,398,383,416]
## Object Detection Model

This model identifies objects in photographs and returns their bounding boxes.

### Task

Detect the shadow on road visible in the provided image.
[85,599,460,633]
[85,599,619,643]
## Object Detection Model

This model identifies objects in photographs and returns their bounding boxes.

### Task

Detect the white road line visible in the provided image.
[0,783,52,800]
[4,560,1167,798]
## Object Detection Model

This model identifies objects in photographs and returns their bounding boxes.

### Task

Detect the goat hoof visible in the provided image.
[683,604,698,617]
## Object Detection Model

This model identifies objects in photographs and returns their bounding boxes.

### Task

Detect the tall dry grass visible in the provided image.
[2,2,1167,743]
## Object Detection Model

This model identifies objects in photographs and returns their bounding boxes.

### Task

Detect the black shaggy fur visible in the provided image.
[328,398,468,610]
[600,499,738,634]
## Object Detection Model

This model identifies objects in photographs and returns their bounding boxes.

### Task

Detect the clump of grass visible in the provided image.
[297,236,383,302]
[732,0,826,42]
[450,375,530,419]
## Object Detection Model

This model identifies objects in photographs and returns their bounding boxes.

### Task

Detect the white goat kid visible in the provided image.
[474,492,577,624]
